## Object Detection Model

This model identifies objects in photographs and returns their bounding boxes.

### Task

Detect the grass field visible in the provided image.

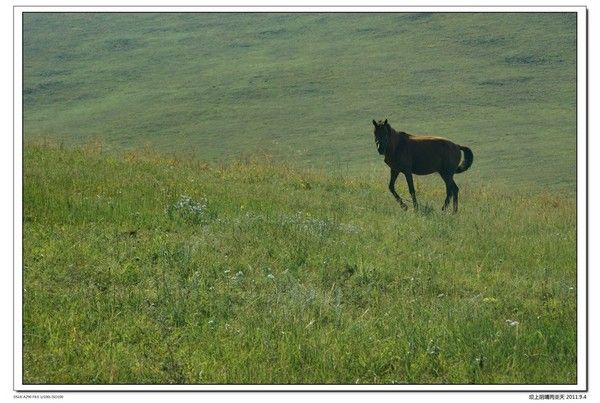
[24,12,576,190]
[22,12,578,385]
[23,144,576,384]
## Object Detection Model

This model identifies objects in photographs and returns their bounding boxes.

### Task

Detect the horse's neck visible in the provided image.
[389,128,408,150]
[391,128,408,139]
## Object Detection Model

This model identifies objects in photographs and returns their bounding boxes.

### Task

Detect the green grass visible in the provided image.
[23,12,576,190]
[23,143,576,384]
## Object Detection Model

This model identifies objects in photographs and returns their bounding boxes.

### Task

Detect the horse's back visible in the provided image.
[410,134,458,147]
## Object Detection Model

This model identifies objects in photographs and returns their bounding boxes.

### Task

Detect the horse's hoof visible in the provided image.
[400,204,408,211]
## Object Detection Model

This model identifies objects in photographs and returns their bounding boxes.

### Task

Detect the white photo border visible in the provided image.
[13,4,588,392]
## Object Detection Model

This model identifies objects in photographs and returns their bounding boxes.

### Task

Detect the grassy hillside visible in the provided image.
[23,12,577,190]
[23,143,576,384]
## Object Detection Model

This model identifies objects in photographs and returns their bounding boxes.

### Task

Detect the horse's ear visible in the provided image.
[372,120,377,126]
[384,119,388,125]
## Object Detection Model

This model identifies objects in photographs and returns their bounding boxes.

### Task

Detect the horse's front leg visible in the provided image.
[404,172,418,210]
[389,168,408,210]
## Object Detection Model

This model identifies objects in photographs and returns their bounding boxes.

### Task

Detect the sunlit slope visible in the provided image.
[23,144,576,384]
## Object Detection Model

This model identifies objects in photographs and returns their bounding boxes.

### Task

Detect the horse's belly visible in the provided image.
[411,158,441,175]
[412,167,438,175]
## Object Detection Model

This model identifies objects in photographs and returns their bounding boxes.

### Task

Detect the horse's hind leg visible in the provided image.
[441,172,458,212]
[389,168,408,210]
[441,174,452,211]
[451,177,459,213]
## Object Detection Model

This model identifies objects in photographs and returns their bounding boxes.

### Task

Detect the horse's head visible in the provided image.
[372,119,391,155]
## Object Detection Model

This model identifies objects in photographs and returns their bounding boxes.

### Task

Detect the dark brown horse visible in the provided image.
[372,119,473,212]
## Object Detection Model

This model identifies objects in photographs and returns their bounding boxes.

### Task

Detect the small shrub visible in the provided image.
[165,195,216,224]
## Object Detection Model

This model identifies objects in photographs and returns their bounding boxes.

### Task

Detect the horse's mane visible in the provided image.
[389,126,408,138]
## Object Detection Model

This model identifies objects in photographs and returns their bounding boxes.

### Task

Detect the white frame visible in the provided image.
[13,5,588,393]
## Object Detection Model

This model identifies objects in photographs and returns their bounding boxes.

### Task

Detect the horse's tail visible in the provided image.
[455,146,473,174]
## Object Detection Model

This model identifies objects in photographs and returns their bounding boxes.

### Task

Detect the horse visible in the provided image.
[372,119,473,212]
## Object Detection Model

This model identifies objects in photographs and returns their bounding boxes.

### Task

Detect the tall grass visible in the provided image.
[23,143,576,384]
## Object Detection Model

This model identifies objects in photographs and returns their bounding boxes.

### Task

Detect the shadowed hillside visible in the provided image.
[23,12,577,190]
